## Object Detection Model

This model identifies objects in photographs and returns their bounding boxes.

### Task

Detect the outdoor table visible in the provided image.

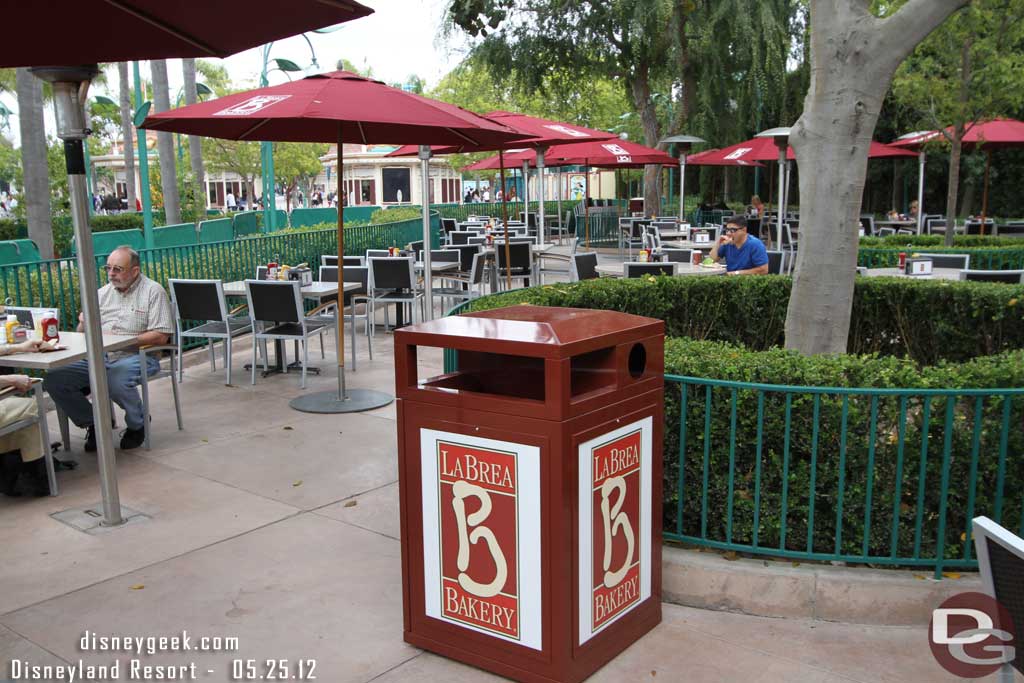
[863,267,964,281]
[596,262,727,278]
[0,331,136,371]
[659,228,693,240]
[414,261,459,273]
[876,220,917,230]
[222,281,360,377]
[662,239,714,250]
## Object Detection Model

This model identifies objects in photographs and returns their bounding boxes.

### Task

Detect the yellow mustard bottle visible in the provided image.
[5,314,19,344]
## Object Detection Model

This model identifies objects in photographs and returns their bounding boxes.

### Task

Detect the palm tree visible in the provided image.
[15,68,53,258]
[182,58,205,216]
[117,62,137,213]
[150,59,180,224]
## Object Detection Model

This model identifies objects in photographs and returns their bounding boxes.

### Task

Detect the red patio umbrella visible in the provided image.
[141,71,527,414]
[0,2,374,526]
[893,119,1024,230]
[684,148,766,167]
[0,1,373,67]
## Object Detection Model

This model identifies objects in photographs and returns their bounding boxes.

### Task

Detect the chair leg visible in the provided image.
[57,406,71,453]
[349,309,356,371]
[140,357,151,451]
[170,355,183,431]
[320,329,326,359]
[365,313,373,361]
[33,385,57,496]
[225,336,232,385]
[208,339,216,373]
[300,339,308,389]
[251,338,258,385]
[177,338,184,383]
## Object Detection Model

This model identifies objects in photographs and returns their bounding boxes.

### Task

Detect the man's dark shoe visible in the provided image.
[119,427,145,450]
[84,426,97,453]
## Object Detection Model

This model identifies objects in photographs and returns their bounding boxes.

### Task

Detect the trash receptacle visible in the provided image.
[395,304,664,683]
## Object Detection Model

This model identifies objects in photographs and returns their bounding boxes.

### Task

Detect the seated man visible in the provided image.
[43,246,173,451]
[710,216,769,275]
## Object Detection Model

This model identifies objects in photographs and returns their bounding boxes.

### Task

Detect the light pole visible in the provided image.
[660,134,705,222]
[259,37,317,232]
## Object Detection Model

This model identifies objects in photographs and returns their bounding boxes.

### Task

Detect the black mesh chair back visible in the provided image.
[972,516,1024,676]
[468,236,488,245]
[918,253,970,269]
[369,257,414,291]
[255,265,269,280]
[322,255,363,268]
[497,242,532,275]
[246,280,301,324]
[409,241,425,259]
[859,215,875,236]
[766,250,786,275]
[572,253,599,281]
[961,269,1024,284]
[877,227,896,237]
[366,249,391,259]
[319,265,368,305]
[468,251,487,285]
[441,217,458,238]
[496,237,534,245]
[625,262,675,278]
[663,249,692,263]
[451,244,480,272]
[169,280,225,322]
[431,249,460,263]
[631,220,649,239]
[450,231,475,245]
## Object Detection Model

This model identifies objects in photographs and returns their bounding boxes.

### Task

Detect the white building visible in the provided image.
[320,144,462,206]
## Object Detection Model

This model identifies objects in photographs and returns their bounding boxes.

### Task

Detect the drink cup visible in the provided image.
[898,252,907,269]
[692,250,702,266]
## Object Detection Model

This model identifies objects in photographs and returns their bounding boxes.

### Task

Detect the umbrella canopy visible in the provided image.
[685,148,766,167]
[0,1,373,67]
[545,138,677,168]
[141,71,528,147]
[891,118,1024,150]
[464,149,535,171]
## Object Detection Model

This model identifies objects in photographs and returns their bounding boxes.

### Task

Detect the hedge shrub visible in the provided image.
[465,276,1024,365]
[661,337,1024,563]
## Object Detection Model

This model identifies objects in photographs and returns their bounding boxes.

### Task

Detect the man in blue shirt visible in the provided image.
[710,216,769,275]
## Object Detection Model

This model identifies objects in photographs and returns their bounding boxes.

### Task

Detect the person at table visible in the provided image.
[710,216,769,276]
[43,246,173,452]
[749,195,764,217]
[0,340,58,496]
[909,200,919,220]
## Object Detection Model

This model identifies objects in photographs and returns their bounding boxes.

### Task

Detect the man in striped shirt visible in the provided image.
[44,246,173,451]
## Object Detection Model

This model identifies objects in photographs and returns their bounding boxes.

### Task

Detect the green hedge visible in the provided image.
[857,235,1024,270]
[662,338,1024,563]
[464,276,1024,365]
[859,235,1024,248]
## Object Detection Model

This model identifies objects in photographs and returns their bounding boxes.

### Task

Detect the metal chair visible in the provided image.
[366,249,391,259]
[0,380,56,495]
[766,250,787,275]
[496,242,534,289]
[449,231,475,245]
[433,252,488,312]
[625,262,676,278]
[917,253,970,270]
[959,269,1024,284]
[318,265,371,370]
[138,340,184,450]
[321,255,364,268]
[368,256,424,335]
[570,252,599,281]
[244,280,331,389]
[168,279,251,385]
[877,227,896,237]
[971,516,1024,682]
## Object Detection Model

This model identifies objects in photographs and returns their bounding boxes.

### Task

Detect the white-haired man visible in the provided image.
[44,246,173,451]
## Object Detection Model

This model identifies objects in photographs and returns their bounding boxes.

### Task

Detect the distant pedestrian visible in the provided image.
[226,190,237,211]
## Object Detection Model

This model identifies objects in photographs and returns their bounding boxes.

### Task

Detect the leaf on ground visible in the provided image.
[292,480,303,487]
[792,562,801,568]
[943,572,961,580]
[960,531,967,541]
[200,438,209,443]
[130,584,145,590]
[722,551,739,561]
[283,426,294,431]
[344,500,357,508]
[914,574,926,580]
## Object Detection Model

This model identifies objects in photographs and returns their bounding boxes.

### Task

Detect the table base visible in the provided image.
[289,389,394,414]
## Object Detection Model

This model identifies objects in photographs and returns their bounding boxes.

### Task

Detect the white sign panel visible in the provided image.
[420,428,543,651]
[214,95,291,116]
[578,417,653,644]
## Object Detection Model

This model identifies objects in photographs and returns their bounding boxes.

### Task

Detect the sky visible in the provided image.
[2,0,468,147]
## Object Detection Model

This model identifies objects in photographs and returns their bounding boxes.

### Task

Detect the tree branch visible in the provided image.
[873,0,969,68]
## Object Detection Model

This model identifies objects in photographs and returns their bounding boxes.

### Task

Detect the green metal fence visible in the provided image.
[0,214,430,344]
[441,299,1022,577]
[664,375,1024,578]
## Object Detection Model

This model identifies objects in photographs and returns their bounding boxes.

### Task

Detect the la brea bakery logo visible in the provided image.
[213,95,291,116]
[438,442,520,639]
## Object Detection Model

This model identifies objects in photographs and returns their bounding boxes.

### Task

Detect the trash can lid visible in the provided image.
[396,305,663,358]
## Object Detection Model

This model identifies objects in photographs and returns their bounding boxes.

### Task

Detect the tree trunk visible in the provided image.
[182,58,205,216]
[117,62,137,214]
[785,0,967,356]
[150,60,180,224]
[629,66,662,217]
[944,134,964,246]
[15,68,53,258]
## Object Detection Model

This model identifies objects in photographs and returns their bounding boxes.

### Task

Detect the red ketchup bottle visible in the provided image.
[41,311,59,343]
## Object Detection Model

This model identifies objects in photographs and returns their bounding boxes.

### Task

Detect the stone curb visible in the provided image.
[661,545,981,625]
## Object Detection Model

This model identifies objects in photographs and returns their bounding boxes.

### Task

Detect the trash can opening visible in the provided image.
[628,343,647,379]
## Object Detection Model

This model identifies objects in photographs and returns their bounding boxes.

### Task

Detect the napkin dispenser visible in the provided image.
[904,257,933,276]
[693,230,711,244]
[288,266,313,286]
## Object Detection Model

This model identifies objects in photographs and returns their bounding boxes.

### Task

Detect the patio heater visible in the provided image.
[756,126,792,225]
[896,130,930,234]
[30,65,123,526]
[659,134,705,221]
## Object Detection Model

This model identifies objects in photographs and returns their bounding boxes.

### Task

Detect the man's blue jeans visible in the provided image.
[43,355,160,431]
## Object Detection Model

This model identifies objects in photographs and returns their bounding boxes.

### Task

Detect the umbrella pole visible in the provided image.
[337,132,346,399]
[766,163,775,248]
[979,149,991,235]
[289,128,392,415]
[556,168,563,237]
[499,151,511,290]
[679,156,686,222]
[419,145,433,319]
[585,168,591,248]
[536,147,547,247]
[916,151,926,234]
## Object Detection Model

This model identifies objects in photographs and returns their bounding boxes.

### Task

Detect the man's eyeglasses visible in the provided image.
[724,227,740,234]
[103,265,128,274]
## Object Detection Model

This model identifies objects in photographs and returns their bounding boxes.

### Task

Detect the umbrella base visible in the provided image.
[289,389,394,414]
